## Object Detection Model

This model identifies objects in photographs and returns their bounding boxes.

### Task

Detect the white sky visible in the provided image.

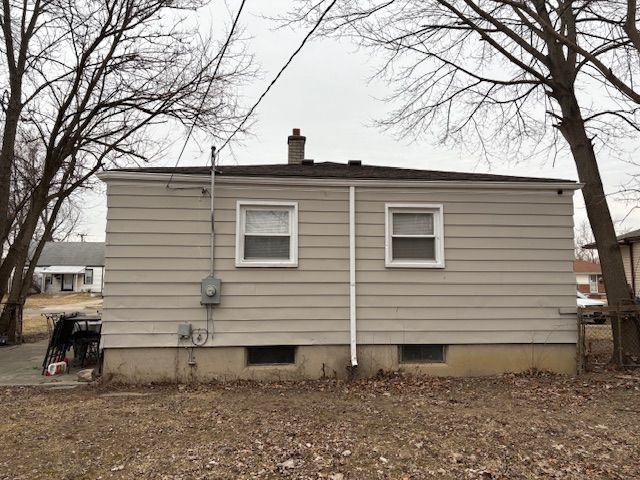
[78,0,640,241]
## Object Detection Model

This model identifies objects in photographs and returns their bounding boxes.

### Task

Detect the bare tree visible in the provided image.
[575,219,598,263]
[0,0,253,339]
[288,0,640,360]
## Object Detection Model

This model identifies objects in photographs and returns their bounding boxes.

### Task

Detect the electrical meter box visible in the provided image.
[201,276,221,305]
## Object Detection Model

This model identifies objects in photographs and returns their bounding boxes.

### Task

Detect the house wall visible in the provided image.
[101,177,577,379]
[575,272,605,296]
[77,266,104,294]
[620,244,640,296]
[38,267,103,294]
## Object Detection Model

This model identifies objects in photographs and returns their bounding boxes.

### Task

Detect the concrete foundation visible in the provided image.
[102,343,577,383]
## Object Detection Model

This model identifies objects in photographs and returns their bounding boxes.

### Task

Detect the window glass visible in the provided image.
[393,212,434,236]
[392,237,436,260]
[245,210,289,234]
[244,236,290,259]
[84,268,93,285]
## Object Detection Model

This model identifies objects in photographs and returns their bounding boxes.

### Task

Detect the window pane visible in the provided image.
[84,269,93,285]
[400,345,445,363]
[392,237,435,260]
[247,346,296,365]
[245,210,289,234]
[244,236,290,259]
[393,212,433,235]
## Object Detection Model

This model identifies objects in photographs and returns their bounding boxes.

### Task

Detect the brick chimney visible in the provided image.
[287,128,306,164]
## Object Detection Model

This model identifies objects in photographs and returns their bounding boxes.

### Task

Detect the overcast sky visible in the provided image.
[79,0,640,242]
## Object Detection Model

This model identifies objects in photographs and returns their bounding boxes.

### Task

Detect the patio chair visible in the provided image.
[42,312,64,337]
[42,314,77,374]
[71,320,102,368]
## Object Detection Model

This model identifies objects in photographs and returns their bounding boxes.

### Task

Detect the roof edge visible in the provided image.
[97,171,583,191]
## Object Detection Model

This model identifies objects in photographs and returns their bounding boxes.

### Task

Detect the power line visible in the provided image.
[166,0,248,187]
[216,0,338,156]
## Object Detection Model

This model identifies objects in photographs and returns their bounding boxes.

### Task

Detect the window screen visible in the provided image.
[247,346,296,365]
[400,345,445,363]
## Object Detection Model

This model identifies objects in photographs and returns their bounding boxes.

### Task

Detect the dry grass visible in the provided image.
[21,314,49,342]
[1,372,639,479]
[24,293,95,309]
[19,293,102,343]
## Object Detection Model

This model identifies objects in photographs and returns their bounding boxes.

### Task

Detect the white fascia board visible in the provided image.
[97,171,583,191]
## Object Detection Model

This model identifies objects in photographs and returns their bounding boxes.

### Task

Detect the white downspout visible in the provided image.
[349,185,358,367]
[210,147,216,276]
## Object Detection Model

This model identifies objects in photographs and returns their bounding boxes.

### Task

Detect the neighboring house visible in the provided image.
[574,260,605,298]
[97,129,580,382]
[584,229,640,296]
[33,242,105,295]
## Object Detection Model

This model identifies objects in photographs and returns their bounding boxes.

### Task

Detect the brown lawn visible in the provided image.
[0,372,638,479]
[19,293,103,342]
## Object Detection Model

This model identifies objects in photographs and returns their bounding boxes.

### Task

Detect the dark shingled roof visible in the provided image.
[35,242,105,267]
[113,161,574,183]
[583,228,640,248]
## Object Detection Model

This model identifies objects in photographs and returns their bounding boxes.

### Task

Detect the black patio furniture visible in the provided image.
[42,312,102,374]
[42,313,78,374]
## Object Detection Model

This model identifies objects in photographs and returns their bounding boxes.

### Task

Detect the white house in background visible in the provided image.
[34,242,105,295]
[96,129,581,383]
[584,229,640,296]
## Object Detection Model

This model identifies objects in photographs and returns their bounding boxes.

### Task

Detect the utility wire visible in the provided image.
[166,0,248,187]
[216,0,338,156]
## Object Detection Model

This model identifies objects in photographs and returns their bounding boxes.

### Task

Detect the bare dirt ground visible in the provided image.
[0,372,638,480]
[21,293,103,342]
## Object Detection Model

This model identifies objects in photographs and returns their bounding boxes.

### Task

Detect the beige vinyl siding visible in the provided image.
[104,182,349,348]
[102,179,577,349]
[620,243,640,296]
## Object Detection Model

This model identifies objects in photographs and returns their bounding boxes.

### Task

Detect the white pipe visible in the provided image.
[210,147,216,276]
[349,185,357,367]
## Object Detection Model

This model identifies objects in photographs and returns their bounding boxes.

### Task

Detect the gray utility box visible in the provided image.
[178,322,192,339]
[201,276,221,305]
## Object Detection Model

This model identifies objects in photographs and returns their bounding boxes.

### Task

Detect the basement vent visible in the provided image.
[247,346,296,365]
[400,344,446,363]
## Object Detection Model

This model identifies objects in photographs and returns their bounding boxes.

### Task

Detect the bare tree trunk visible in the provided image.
[0,184,47,337]
[556,89,640,360]
[0,91,21,248]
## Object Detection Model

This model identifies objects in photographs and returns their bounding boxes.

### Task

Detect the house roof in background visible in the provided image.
[111,162,575,184]
[35,242,105,267]
[583,228,640,248]
[574,260,601,274]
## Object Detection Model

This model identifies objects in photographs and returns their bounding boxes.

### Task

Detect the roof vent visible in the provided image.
[301,159,314,165]
[348,160,362,166]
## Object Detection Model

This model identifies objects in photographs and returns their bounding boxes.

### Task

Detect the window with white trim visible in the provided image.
[589,274,598,293]
[385,204,444,268]
[236,201,298,267]
[84,268,93,285]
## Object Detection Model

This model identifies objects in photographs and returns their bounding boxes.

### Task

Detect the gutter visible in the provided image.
[349,186,357,367]
[97,171,583,191]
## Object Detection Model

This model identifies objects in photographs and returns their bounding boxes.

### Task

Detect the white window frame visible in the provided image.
[589,274,598,293]
[385,203,445,268]
[235,200,298,267]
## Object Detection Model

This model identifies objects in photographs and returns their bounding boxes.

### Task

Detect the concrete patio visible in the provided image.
[0,339,81,386]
